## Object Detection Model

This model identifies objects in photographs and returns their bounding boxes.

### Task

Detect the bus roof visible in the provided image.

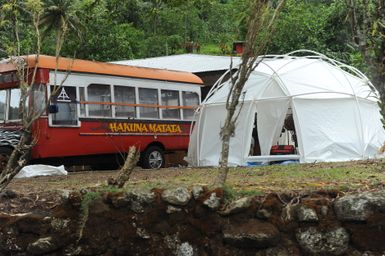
[0,55,204,85]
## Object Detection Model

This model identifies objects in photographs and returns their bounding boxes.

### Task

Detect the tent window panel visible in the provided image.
[0,90,6,121]
[88,84,112,117]
[161,89,180,119]
[139,88,158,119]
[114,85,136,118]
[8,88,21,120]
[182,91,199,120]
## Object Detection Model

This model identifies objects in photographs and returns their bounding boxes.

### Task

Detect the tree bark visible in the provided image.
[215,0,285,188]
[108,146,140,188]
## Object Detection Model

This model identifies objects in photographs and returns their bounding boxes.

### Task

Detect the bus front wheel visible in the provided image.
[141,146,165,169]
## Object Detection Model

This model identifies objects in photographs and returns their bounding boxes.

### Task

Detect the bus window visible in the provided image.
[88,84,112,117]
[114,85,135,118]
[0,90,6,121]
[9,88,21,120]
[182,91,199,120]
[79,87,86,117]
[33,84,46,116]
[51,86,78,126]
[161,89,180,119]
[139,88,158,119]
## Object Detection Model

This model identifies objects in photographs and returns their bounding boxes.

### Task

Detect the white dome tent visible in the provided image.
[187,50,385,166]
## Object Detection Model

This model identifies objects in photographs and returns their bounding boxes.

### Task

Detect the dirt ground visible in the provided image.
[6,159,385,195]
[2,159,383,215]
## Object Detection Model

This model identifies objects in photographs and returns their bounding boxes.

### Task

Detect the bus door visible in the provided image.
[49,85,79,126]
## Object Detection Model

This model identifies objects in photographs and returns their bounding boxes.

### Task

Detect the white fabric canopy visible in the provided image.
[187,50,385,166]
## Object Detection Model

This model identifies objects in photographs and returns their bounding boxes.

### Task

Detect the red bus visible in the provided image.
[0,55,203,169]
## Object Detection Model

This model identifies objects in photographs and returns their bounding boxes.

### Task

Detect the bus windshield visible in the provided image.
[0,84,46,122]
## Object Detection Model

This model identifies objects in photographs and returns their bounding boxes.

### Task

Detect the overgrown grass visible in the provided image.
[10,159,385,195]
[125,160,385,194]
[77,191,102,241]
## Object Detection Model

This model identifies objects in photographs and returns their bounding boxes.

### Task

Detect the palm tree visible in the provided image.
[40,0,81,57]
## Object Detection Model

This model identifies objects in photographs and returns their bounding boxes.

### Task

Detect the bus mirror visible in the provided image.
[48,104,59,114]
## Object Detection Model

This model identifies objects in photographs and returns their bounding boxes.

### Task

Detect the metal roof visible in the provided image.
[111,54,241,73]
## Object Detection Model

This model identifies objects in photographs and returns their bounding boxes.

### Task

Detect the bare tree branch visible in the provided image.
[214,0,285,188]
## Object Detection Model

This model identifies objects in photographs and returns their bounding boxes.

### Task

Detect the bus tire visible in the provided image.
[0,147,12,173]
[141,146,165,169]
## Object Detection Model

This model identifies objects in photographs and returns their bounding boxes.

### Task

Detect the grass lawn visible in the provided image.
[8,159,385,197]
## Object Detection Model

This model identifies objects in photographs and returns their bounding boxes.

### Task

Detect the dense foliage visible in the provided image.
[0,0,384,91]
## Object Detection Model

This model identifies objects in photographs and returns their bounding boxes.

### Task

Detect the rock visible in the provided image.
[27,237,58,255]
[334,190,385,221]
[295,205,319,222]
[254,238,300,256]
[0,189,18,199]
[256,209,272,219]
[50,218,71,232]
[57,189,71,200]
[203,192,221,210]
[162,187,191,206]
[167,205,182,214]
[136,228,150,239]
[176,242,194,256]
[129,189,156,204]
[0,226,22,252]
[255,246,295,256]
[110,194,130,208]
[127,189,156,213]
[192,186,204,199]
[320,205,328,216]
[219,197,252,216]
[223,219,280,249]
[80,188,89,195]
[68,191,82,208]
[296,227,349,255]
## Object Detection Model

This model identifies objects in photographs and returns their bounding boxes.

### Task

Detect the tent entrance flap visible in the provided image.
[256,99,290,156]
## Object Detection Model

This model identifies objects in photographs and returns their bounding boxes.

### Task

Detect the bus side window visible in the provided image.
[33,84,46,116]
[88,84,112,117]
[50,86,78,126]
[0,90,6,122]
[79,87,86,117]
[161,89,180,119]
[8,88,21,120]
[139,88,158,119]
[114,85,136,118]
[182,91,199,120]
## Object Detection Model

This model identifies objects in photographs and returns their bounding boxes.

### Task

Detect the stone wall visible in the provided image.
[1,187,385,255]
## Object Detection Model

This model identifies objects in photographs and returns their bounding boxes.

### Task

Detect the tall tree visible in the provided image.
[0,0,44,191]
[215,0,285,187]
[344,0,385,123]
[0,0,78,191]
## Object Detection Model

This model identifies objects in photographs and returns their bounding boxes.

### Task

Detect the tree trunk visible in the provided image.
[0,131,32,191]
[215,0,285,188]
[108,146,140,188]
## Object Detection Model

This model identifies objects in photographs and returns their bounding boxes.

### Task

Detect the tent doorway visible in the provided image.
[249,109,298,160]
